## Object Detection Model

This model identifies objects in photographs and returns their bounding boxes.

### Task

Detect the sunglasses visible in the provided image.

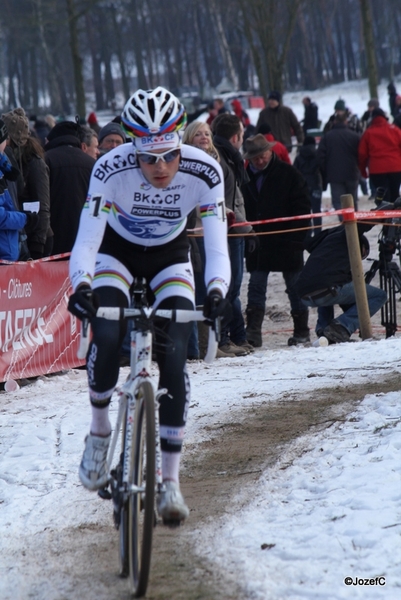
[136,148,181,165]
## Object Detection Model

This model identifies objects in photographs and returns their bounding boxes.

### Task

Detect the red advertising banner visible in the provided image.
[0,260,84,382]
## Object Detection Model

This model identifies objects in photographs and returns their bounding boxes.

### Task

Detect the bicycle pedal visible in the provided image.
[162,518,183,528]
[98,487,112,500]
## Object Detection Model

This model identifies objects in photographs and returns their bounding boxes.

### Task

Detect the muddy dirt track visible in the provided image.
[9,373,400,600]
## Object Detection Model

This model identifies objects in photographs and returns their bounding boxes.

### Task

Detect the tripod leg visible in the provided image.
[380,269,397,338]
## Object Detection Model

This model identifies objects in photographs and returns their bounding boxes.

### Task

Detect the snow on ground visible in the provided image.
[1,339,400,599]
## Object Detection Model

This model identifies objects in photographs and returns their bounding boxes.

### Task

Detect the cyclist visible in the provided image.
[68,87,231,523]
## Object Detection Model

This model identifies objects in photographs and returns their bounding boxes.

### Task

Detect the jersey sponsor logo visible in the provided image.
[163,184,185,191]
[179,158,221,188]
[130,207,181,219]
[93,152,137,181]
[137,133,177,146]
[117,216,183,239]
[133,192,180,205]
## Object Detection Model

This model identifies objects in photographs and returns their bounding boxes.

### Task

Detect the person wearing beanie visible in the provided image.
[358,107,401,202]
[2,108,52,259]
[44,120,96,255]
[256,90,304,150]
[293,136,323,234]
[361,98,381,133]
[323,98,362,133]
[0,118,36,261]
[98,121,126,155]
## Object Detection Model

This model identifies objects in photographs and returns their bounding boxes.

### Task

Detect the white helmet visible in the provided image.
[121,86,187,138]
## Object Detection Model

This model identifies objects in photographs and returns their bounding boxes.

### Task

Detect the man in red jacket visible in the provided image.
[358,108,401,202]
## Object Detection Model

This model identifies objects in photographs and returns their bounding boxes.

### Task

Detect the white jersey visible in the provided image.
[69,143,230,297]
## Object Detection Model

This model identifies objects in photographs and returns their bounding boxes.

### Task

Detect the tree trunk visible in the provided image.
[85,12,104,110]
[359,0,379,98]
[209,0,238,89]
[36,0,63,113]
[66,0,86,119]
[129,0,148,89]
[110,3,130,101]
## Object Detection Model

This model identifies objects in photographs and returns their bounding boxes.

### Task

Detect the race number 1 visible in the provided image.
[217,198,226,222]
[89,194,106,218]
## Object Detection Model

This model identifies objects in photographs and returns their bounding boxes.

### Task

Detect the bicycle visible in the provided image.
[77,278,218,597]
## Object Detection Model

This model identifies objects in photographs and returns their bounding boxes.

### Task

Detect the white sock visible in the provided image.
[161,451,181,483]
[90,405,111,437]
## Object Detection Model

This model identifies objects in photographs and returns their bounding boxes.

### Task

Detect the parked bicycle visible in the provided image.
[78,278,218,597]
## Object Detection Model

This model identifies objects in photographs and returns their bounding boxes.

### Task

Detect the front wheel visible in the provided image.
[128,380,156,597]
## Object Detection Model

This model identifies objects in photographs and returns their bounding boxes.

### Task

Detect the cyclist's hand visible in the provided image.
[203,290,231,322]
[68,285,99,320]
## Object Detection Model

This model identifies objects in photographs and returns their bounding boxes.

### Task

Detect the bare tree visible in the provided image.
[359,0,378,98]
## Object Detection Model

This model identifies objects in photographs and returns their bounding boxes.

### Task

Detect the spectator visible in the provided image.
[231,98,251,128]
[296,223,387,343]
[361,98,380,132]
[241,134,311,347]
[87,111,101,134]
[97,121,126,156]
[293,136,323,234]
[323,99,362,133]
[30,115,51,148]
[393,96,401,129]
[358,107,401,203]
[360,98,381,197]
[45,120,96,255]
[80,125,100,160]
[301,96,319,134]
[256,90,304,150]
[181,121,223,358]
[0,118,36,261]
[213,98,229,117]
[205,101,217,127]
[213,113,256,356]
[256,122,291,164]
[317,112,361,216]
[387,81,398,118]
[2,107,52,258]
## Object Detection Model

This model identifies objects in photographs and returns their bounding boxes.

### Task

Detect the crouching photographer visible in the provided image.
[295,216,387,344]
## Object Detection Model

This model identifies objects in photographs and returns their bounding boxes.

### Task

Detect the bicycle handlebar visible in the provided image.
[77,307,218,363]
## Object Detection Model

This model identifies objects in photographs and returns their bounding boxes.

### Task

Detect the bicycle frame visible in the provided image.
[79,305,218,492]
[107,322,162,498]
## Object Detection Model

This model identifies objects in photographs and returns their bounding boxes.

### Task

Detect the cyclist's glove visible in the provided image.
[68,285,99,320]
[203,290,231,322]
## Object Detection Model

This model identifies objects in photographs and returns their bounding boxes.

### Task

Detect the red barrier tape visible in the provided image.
[188,208,401,235]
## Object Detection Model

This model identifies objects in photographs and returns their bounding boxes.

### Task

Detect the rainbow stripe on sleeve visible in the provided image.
[200,203,217,218]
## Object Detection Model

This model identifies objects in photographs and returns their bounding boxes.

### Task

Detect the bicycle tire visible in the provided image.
[128,380,156,597]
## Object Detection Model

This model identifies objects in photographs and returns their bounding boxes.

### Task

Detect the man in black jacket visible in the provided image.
[45,121,95,255]
[295,224,387,343]
[317,113,361,215]
[241,134,311,347]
